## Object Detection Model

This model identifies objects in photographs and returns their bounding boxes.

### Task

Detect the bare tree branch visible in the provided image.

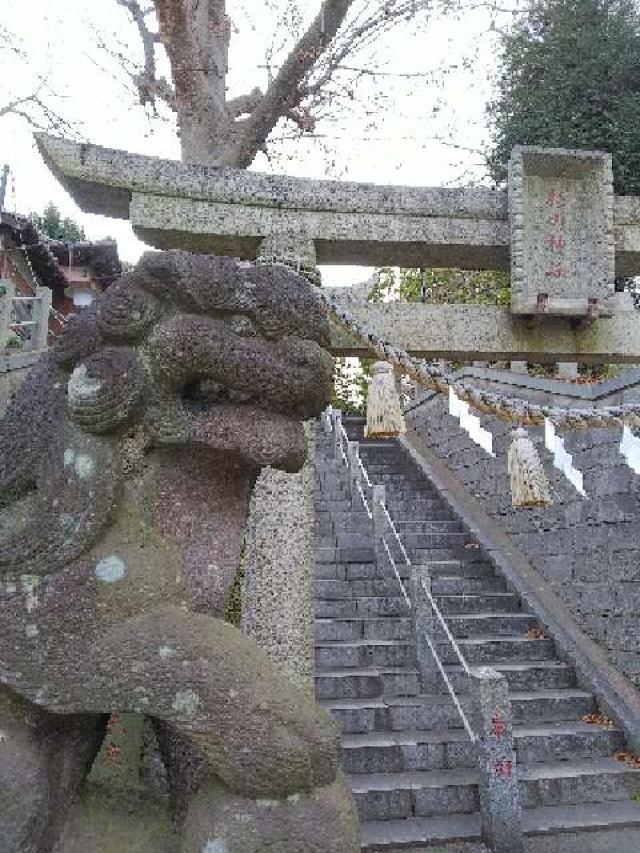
[224,0,356,167]
[116,0,177,110]
[228,87,263,117]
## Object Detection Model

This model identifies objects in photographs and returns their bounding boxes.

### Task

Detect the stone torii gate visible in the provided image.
[35,134,640,692]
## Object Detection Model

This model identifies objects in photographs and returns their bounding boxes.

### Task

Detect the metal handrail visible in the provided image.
[381,538,412,608]
[380,501,411,566]
[324,407,479,743]
[357,481,372,519]
[356,451,372,488]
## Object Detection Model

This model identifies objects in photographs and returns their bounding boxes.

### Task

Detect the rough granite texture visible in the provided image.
[242,421,317,695]
[407,369,640,686]
[508,147,615,316]
[0,250,360,853]
[33,134,640,275]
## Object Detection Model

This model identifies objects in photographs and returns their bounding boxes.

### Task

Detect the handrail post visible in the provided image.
[347,440,360,506]
[0,278,15,350]
[470,666,524,853]
[410,566,442,692]
[33,287,52,351]
[371,484,386,567]
[331,410,342,460]
[322,406,333,436]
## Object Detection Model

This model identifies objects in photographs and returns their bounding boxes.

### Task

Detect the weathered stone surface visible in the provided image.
[406,366,640,688]
[509,147,615,316]
[33,134,640,276]
[181,774,360,853]
[326,292,640,362]
[242,421,317,694]
[0,250,359,851]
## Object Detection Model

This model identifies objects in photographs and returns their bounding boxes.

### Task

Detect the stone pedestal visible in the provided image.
[557,361,579,380]
[241,238,320,693]
[242,422,316,695]
[471,666,524,853]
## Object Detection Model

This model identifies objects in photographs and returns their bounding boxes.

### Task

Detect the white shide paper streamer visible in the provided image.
[620,425,640,474]
[544,419,587,497]
[449,387,495,457]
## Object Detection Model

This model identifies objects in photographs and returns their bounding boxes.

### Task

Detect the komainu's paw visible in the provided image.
[181,774,361,853]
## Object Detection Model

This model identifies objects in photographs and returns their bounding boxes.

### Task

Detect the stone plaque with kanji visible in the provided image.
[509,146,615,316]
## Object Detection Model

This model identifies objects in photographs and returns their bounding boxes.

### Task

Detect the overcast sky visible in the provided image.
[0,0,510,286]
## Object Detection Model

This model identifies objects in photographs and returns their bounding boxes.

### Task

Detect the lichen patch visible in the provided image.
[95,555,127,583]
[171,688,202,716]
[67,363,102,401]
[202,840,228,853]
[74,454,95,480]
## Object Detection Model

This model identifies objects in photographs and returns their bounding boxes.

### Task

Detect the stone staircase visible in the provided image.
[314,415,640,851]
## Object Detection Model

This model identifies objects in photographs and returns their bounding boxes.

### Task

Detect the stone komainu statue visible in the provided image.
[0,252,360,852]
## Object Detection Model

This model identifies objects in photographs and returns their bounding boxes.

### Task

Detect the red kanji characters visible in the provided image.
[545,190,566,207]
[491,712,506,740]
[544,262,568,278]
[547,234,566,253]
[494,759,513,779]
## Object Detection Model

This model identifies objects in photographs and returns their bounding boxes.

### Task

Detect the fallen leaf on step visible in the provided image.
[524,627,549,640]
[614,751,640,768]
[582,713,616,729]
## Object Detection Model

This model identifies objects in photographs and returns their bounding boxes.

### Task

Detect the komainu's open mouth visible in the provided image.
[181,379,258,413]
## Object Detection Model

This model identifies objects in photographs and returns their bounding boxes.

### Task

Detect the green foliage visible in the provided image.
[394,267,511,306]
[332,357,373,413]
[29,202,86,241]
[487,0,640,195]
[372,266,510,306]
[224,559,244,627]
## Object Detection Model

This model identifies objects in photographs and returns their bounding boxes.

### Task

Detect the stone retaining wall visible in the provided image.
[406,368,640,686]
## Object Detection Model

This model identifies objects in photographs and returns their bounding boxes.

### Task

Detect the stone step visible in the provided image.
[316,562,393,581]
[360,812,480,850]
[436,593,522,614]
[315,579,406,599]
[315,596,411,619]
[515,720,624,764]
[352,767,478,822]
[315,668,421,700]
[426,560,496,579]
[447,612,538,637]
[509,689,596,724]
[394,520,466,534]
[520,757,640,808]
[315,640,416,670]
[411,548,499,566]
[444,660,576,692]
[431,575,506,595]
[391,508,459,521]
[316,546,376,563]
[322,689,596,734]
[438,635,557,665]
[351,758,640,822]
[398,533,473,549]
[523,799,640,838]
[315,617,413,643]
[341,722,623,775]
[341,728,475,775]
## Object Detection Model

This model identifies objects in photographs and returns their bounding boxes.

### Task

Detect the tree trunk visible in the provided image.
[155,0,233,164]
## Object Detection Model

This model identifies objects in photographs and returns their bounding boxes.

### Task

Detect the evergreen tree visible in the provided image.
[30,202,86,242]
[487,0,640,195]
